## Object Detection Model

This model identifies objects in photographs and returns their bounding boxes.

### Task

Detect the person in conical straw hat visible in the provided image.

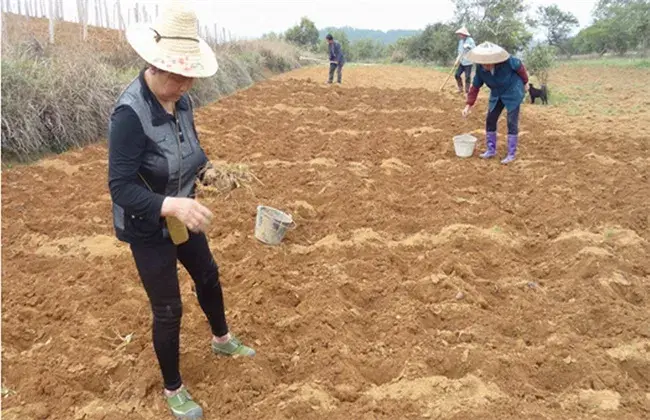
[453,26,476,94]
[462,41,529,164]
[107,1,255,418]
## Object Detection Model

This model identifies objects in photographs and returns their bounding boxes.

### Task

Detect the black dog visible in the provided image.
[528,83,548,105]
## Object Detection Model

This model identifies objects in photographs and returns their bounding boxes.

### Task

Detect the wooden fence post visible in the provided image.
[116,0,125,38]
[94,0,101,26]
[103,0,110,28]
[48,0,55,44]
[82,0,88,40]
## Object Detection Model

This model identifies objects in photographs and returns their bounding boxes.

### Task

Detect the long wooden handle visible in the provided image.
[439,53,462,92]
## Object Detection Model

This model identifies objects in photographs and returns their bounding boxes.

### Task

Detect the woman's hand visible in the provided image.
[161,197,213,233]
[462,105,472,118]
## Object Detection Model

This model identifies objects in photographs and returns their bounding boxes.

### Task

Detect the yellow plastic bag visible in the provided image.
[165,216,189,245]
[137,172,189,245]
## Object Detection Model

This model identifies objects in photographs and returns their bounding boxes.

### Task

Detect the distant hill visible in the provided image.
[319,27,421,44]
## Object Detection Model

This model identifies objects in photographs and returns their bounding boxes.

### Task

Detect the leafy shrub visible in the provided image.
[524,44,557,84]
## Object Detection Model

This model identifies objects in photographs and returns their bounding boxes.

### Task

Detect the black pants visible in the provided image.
[130,231,228,391]
[455,64,472,88]
[486,99,520,135]
[328,62,343,83]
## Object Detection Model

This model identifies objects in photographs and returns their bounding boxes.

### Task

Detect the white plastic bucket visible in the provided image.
[254,205,296,245]
[453,134,477,158]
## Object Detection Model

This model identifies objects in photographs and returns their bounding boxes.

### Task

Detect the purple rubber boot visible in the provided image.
[480,131,497,159]
[501,134,518,164]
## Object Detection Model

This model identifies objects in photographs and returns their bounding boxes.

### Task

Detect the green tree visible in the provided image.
[407,23,457,63]
[524,44,556,84]
[452,0,534,53]
[594,0,650,53]
[573,22,611,55]
[284,17,319,48]
[387,36,416,62]
[351,39,387,61]
[537,4,579,55]
[571,1,649,55]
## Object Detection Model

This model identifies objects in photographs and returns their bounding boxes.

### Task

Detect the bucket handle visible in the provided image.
[258,207,297,230]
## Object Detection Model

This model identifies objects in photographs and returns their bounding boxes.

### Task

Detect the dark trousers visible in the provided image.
[486,99,520,135]
[455,64,472,89]
[130,231,228,391]
[328,62,343,83]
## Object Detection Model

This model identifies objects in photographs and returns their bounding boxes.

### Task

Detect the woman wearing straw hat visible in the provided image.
[462,41,529,164]
[454,26,476,94]
[107,1,255,418]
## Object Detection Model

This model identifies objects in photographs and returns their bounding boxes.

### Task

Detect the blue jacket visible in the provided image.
[329,41,344,63]
[471,56,526,112]
[457,37,475,66]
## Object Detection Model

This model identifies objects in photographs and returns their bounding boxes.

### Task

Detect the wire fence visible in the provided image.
[0,0,235,46]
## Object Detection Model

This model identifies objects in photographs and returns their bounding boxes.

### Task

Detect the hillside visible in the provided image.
[1,12,124,52]
[319,26,421,44]
[0,13,302,162]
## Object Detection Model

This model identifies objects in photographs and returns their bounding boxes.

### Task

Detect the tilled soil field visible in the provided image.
[2,65,649,420]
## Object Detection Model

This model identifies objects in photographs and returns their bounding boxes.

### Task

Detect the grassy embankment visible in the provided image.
[1,14,304,163]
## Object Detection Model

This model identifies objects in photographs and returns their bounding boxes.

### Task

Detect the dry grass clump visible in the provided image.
[222,39,302,73]
[196,161,262,197]
[1,39,133,161]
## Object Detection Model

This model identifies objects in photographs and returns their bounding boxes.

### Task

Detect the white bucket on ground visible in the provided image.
[453,134,477,158]
[254,205,296,245]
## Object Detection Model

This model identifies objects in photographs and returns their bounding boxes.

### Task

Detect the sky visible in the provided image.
[50,0,600,40]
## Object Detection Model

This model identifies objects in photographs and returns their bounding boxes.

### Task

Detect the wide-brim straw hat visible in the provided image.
[455,26,470,36]
[126,0,218,78]
[465,41,510,64]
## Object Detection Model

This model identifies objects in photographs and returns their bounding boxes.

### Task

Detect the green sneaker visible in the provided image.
[211,335,256,357]
[165,386,203,419]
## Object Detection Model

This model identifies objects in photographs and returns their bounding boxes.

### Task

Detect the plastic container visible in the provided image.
[453,134,477,158]
[254,205,296,245]
[166,216,189,245]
